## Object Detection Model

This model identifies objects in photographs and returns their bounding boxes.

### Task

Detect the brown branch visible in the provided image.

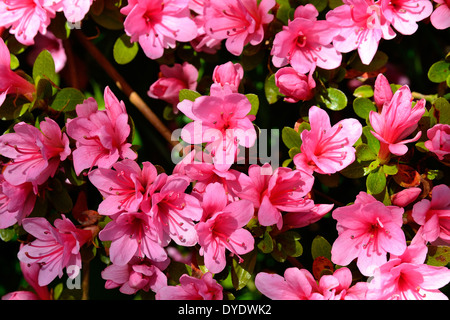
[73,30,177,147]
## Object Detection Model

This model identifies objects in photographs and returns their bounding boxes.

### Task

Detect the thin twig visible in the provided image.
[73,30,177,147]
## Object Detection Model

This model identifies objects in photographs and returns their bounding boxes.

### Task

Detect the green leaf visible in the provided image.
[282,127,301,149]
[32,50,57,84]
[361,126,380,154]
[383,164,398,176]
[353,97,377,120]
[113,34,139,65]
[271,231,303,262]
[366,170,386,195]
[0,227,16,242]
[311,236,332,261]
[428,60,450,83]
[312,0,328,12]
[340,159,372,178]
[275,0,294,24]
[50,88,86,112]
[231,250,257,290]
[257,231,273,253]
[288,147,301,159]
[10,53,19,70]
[320,87,348,111]
[353,85,374,98]
[0,95,30,121]
[179,89,201,102]
[426,246,450,267]
[430,97,450,125]
[264,74,283,104]
[246,93,259,116]
[356,143,377,161]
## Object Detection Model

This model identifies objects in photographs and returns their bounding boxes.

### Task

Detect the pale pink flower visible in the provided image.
[326,0,396,65]
[293,106,362,175]
[17,215,92,286]
[424,124,450,160]
[381,0,433,35]
[412,184,450,244]
[275,67,315,103]
[88,159,158,216]
[430,0,450,30]
[367,239,450,299]
[204,0,275,56]
[120,0,198,59]
[195,190,254,273]
[0,38,35,106]
[369,84,426,160]
[47,0,94,23]
[0,118,71,187]
[178,88,257,171]
[331,192,407,276]
[238,163,315,230]
[99,211,168,265]
[66,87,137,176]
[148,62,198,112]
[156,272,223,300]
[255,267,367,300]
[101,256,169,295]
[0,0,55,45]
[271,4,342,74]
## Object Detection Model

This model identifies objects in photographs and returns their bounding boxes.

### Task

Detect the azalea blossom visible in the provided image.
[293,106,362,175]
[0,117,71,188]
[211,61,244,93]
[411,184,450,244]
[120,0,198,59]
[17,215,92,286]
[271,4,342,74]
[424,123,450,160]
[275,67,315,103]
[390,187,421,207]
[66,87,137,176]
[47,0,94,23]
[189,0,223,54]
[156,272,223,300]
[373,73,393,111]
[430,0,450,30]
[148,62,198,113]
[381,0,433,35]
[204,0,275,56]
[26,31,67,73]
[281,202,334,232]
[331,192,407,276]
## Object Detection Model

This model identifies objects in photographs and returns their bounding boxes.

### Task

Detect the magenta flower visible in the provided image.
[120,0,198,59]
[271,4,342,74]
[99,211,168,265]
[412,184,450,244]
[148,62,198,112]
[195,189,254,273]
[381,0,433,35]
[0,118,71,187]
[275,66,315,103]
[189,0,223,54]
[88,159,158,217]
[391,187,421,207]
[430,0,450,30]
[0,38,35,106]
[211,61,244,93]
[66,87,137,176]
[331,192,407,276]
[373,73,393,111]
[17,215,92,286]
[239,163,315,230]
[293,106,362,175]
[326,0,396,65]
[369,84,426,161]
[149,174,203,247]
[178,88,257,171]
[424,124,450,161]
[101,256,169,295]
[156,272,223,300]
[204,0,275,56]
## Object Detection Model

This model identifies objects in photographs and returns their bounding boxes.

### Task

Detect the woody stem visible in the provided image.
[73,30,177,147]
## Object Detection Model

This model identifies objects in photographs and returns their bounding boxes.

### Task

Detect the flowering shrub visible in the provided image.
[0,0,449,301]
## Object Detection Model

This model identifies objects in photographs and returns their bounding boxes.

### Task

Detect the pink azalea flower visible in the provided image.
[293,106,362,175]
[17,215,92,286]
[178,88,257,171]
[148,62,198,112]
[381,0,433,35]
[239,163,315,230]
[101,256,169,295]
[390,187,421,207]
[275,66,315,103]
[66,87,137,176]
[255,267,367,300]
[204,0,275,56]
[88,159,158,217]
[424,124,450,160]
[326,0,396,65]
[48,0,94,23]
[430,0,450,30]
[412,184,450,244]
[373,73,393,111]
[367,239,450,299]
[0,117,71,187]
[195,190,254,273]
[156,272,223,300]
[369,84,426,161]
[99,211,168,265]
[0,175,36,229]
[0,0,55,45]
[0,38,35,106]
[120,0,198,60]
[211,61,244,94]
[271,4,342,74]
[149,173,203,247]
[331,192,407,276]
[281,202,334,232]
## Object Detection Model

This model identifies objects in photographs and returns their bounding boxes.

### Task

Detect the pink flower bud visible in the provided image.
[275,67,315,103]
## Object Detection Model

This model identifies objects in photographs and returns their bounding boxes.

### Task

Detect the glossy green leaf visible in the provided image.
[353,97,377,120]
[320,87,348,111]
[246,93,259,116]
[311,236,332,261]
[264,74,283,104]
[257,231,273,254]
[282,127,301,149]
[428,60,450,83]
[366,170,386,195]
[113,34,139,65]
[353,85,374,98]
[32,50,57,84]
[231,250,257,290]
[356,143,377,161]
[179,89,201,102]
[426,246,450,267]
[50,88,86,112]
